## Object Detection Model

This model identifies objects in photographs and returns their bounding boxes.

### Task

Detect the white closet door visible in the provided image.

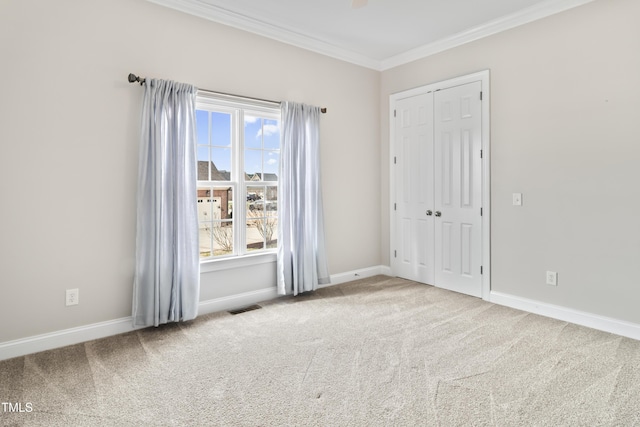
[434,82,483,297]
[393,93,435,285]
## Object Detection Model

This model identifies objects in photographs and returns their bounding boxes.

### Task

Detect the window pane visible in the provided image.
[197,146,210,180]
[196,110,209,145]
[245,149,262,180]
[215,187,233,220]
[246,214,275,251]
[198,186,234,258]
[247,186,264,210]
[211,147,231,181]
[246,212,277,251]
[265,186,278,217]
[244,116,262,149]
[211,112,231,147]
[264,151,279,180]
[211,220,233,256]
[197,186,213,258]
[246,201,264,250]
[263,119,280,150]
[246,185,277,251]
[199,223,213,258]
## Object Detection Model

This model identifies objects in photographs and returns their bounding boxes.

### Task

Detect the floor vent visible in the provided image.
[228,304,262,315]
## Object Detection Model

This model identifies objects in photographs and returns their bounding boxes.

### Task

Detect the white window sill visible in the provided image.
[200,251,277,274]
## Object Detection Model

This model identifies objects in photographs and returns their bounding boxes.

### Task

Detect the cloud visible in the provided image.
[244,116,259,124]
[257,124,279,138]
[266,158,277,165]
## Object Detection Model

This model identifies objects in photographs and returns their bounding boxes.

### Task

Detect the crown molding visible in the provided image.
[380,0,596,70]
[147,0,595,72]
[146,0,380,70]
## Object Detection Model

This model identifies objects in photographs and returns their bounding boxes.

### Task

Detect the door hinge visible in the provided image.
[394,156,397,164]
[480,149,483,158]
[394,109,397,117]
[480,207,483,216]
[394,250,397,258]
[480,91,483,100]
[481,266,483,275]
[394,203,397,211]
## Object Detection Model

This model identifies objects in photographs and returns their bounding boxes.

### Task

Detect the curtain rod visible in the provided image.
[128,73,327,114]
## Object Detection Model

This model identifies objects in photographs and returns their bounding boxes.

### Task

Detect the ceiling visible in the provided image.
[148,0,594,70]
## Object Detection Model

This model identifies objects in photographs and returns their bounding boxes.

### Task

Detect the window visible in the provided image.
[196,94,280,261]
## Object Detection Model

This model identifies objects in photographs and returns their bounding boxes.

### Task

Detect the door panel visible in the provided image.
[441,221,452,273]
[434,82,483,297]
[402,218,412,263]
[393,93,435,284]
[461,223,472,276]
[416,219,428,266]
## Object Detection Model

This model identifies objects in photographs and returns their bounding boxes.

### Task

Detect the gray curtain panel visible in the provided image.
[132,79,200,326]
[277,102,330,295]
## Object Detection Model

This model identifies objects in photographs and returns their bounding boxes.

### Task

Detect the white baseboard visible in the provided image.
[490,291,640,341]
[16,269,639,361]
[0,265,392,361]
[325,265,393,287]
[0,288,279,362]
[0,317,143,362]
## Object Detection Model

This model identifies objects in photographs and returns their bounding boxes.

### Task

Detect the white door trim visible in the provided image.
[390,70,491,300]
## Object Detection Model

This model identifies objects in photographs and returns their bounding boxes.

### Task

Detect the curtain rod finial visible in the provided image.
[128,73,145,85]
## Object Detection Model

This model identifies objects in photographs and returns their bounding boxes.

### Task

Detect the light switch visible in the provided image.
[512,193,522,206]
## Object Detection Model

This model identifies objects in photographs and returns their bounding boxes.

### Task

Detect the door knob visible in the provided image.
[434,211,442,217]
[426,210,433,216]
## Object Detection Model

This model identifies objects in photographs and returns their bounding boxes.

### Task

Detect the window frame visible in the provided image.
[196,92,281,267]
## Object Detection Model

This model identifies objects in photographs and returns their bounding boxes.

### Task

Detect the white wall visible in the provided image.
[0,0,380,343]
[381,0,640,324]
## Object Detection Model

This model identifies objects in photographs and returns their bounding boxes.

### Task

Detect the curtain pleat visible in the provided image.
[132,79,200,326]
[277,102,330,295]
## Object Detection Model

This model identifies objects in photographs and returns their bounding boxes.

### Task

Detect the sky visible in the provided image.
[196,110,280,180]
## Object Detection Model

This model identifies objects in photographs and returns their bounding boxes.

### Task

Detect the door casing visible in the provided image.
[389,70,491,300]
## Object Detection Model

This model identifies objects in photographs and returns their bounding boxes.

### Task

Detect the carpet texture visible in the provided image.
[2,275,640,426]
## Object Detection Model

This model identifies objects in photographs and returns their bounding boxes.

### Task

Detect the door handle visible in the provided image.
[426,210,433,216]
[434,211,442,217]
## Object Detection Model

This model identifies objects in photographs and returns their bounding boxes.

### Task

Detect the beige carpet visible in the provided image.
[2,275,640,426]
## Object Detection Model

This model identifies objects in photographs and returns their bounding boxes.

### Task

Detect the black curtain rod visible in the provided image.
[128,73,327,114]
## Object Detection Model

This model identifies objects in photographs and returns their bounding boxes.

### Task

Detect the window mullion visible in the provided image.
[235,109,246,256]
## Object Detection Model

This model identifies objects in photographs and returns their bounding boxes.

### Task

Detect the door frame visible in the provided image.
[389,70,491,300]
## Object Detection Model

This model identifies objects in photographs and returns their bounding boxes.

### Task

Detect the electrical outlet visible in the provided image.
[546,271,558,286]
[513,193,523,206]
[66,289,79,306]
